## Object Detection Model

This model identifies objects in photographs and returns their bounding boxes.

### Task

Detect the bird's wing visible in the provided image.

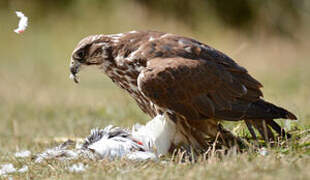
[137,56,263,121]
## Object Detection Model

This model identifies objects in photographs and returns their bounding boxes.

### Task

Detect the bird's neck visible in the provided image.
[98,34,159,117]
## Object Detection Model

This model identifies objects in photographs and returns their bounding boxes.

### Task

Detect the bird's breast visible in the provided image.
[106,66,157,117]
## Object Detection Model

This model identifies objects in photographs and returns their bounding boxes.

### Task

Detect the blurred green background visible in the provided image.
[0,0,310,151]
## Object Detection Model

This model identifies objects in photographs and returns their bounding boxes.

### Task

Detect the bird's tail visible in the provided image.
[245,99,297,120]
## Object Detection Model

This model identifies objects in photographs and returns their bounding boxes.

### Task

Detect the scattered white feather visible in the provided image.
[126,151,157,161]
[17,165,28,173]
[34,140,80,163]
[259,148,269,156]
[0,164,29,176]
[0,164,16,176]
[68,163,87,173]
[14,11,28,34]
[14,150,31,158]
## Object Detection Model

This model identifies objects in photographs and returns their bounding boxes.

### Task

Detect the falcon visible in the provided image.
[69,30,297,150]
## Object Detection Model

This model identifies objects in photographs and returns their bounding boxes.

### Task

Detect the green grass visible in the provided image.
[1,5,310,179]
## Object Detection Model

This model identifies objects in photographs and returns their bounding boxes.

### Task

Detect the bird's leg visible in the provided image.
[266,119,291,139]
[245,120,257,140]
[190,120,246,149]
[244,120,261,147]
[248,119,275,143]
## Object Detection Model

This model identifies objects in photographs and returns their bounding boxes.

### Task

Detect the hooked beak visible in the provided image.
[69,60,81,84]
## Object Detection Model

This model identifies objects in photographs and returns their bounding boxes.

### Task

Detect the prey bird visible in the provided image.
[69,31,297,151]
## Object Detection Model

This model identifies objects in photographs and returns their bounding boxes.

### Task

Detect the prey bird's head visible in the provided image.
[70,35,113,83]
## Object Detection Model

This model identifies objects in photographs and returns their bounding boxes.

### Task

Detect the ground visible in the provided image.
[0,16,309,179]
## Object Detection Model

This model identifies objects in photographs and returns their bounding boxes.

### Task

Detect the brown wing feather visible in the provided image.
[138,57,257,120]
[137,33,296,124]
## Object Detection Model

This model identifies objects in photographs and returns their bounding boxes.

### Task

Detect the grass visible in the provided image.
[0,4,310,179]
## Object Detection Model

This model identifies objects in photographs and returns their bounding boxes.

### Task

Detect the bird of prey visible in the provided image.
[69,30,297,150]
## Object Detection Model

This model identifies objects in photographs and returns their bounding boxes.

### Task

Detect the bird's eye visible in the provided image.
[74,50,86,63]
[77,51,85,59]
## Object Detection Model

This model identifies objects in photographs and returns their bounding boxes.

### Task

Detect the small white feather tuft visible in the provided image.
[14,11,28,34]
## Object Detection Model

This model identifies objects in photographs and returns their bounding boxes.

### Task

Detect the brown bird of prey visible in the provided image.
[70,31,297,150]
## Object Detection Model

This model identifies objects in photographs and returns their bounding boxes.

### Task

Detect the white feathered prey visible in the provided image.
[14,11,28,34]
[34,114,185,162]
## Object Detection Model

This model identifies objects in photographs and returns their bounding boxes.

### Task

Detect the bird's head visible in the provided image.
[70,35,114,83]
